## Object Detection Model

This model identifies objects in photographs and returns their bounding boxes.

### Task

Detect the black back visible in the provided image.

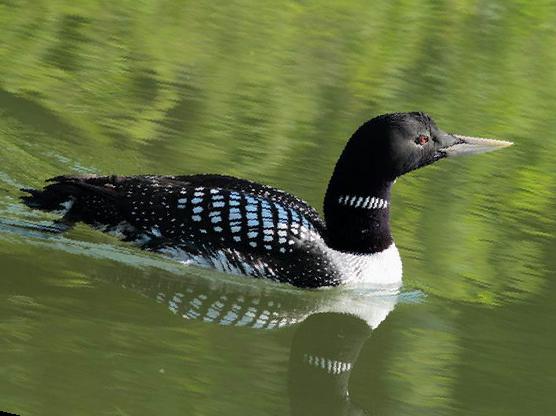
[24,174,341,287]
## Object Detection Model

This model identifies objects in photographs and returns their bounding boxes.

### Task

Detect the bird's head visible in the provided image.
[336,112,512,183]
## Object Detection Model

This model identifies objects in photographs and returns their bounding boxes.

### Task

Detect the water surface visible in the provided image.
[1,1,556,415]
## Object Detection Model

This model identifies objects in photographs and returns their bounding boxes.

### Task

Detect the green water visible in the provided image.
[1,1,556,415]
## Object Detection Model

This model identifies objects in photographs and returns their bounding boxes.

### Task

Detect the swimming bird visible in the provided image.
[21,112,511,288]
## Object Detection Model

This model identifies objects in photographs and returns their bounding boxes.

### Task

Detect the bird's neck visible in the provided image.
[323,174,393,254]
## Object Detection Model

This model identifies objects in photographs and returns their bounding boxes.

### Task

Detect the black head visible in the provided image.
[333,112,512,184]
[323,112,511,254]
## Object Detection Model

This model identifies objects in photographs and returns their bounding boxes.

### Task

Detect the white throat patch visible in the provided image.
[338,194,389,209]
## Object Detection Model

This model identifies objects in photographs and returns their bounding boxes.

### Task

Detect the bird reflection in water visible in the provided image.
[289,313,371,416]
[0,217,407,415]
[112,268,402,415]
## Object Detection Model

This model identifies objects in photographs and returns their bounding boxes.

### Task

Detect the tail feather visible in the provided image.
[20,183,78,211]
[20,176,127,223]
[20,188,44,208]
[20,175,144,242]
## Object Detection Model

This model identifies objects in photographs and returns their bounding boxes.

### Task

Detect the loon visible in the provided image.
[21,112,511,288]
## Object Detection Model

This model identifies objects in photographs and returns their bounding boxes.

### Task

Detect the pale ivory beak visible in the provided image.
[442,134,513,157]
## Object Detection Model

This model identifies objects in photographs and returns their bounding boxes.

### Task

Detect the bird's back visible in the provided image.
[22,174,341,287]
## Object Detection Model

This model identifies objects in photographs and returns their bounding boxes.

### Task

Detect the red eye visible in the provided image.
[416,135,429,145]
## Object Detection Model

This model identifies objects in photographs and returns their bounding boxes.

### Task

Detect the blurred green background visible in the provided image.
[1,1,555,415]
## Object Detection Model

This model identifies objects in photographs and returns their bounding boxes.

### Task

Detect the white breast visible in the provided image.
[327,243,403,287]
